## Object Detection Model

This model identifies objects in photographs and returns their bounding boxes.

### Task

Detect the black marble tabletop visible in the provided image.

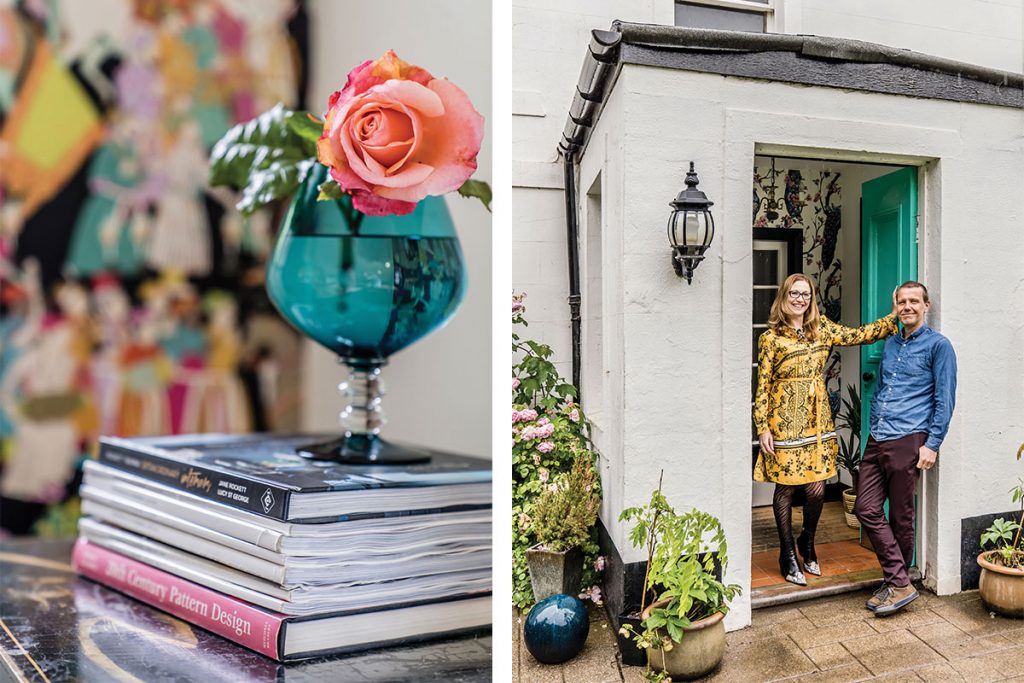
[0,538,492,682]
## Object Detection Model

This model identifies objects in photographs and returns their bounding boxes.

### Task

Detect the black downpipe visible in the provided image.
[564,155,582,396]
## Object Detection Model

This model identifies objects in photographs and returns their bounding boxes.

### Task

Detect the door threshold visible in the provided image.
[751,567,921,609]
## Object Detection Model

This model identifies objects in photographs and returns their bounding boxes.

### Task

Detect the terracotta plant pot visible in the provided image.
[640,598,726,680]
[842,489,860,529]
[978,550,1024,617]
[526,544,583,602]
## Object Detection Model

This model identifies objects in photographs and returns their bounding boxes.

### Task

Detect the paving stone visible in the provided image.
[798,592,884,627]
[946,645,1024,682]
[561,612,623,683]
[752,604,808,626]
[786,662,874,682]
[869,672,924,682]
[725,616,816,647]
[701,635,816,682]
[912,662,967,682]
[841,629,943,676]
[789,619,877,650]
[909,620,1015,660]
[930,596,1024,637]
[802,642,857,670]
[868,608,946,634]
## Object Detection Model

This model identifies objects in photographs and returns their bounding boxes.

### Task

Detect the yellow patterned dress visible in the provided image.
[753,314,898,485]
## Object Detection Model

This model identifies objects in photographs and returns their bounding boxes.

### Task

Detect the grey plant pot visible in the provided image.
[526,544,584,602]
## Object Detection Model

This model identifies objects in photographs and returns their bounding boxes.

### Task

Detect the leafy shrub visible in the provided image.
[512,292,603,608]
[532,453,600,552]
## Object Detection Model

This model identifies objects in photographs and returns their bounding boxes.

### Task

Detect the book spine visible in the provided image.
[72,538,286,660]
[98,442,291,520]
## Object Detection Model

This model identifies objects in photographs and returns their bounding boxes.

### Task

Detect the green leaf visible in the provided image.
[457,179,492,211]
[318,179,346,201]
[287,111,324,145]
[666,621,683,643]
[208,104,322,215]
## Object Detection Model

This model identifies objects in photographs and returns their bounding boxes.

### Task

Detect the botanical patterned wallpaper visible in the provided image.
[753,162,844,416]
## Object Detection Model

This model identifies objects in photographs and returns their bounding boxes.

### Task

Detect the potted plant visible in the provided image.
[618,475,741,681]
[526,453,601,601]
[835,383,862,529]
[977,441,1024,617]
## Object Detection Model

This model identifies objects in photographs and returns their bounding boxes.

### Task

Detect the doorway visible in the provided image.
[749,154,919,606]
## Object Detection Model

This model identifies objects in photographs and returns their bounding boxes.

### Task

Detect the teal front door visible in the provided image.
[859,166,918,561]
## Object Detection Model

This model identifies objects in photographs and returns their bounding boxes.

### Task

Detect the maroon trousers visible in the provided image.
[853,432,926,587]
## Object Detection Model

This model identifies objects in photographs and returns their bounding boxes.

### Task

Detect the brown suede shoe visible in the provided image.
[873,583,919,616]
[865,583,890,611]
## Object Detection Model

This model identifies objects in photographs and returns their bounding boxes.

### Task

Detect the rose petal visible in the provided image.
[374,78,483,202]
[351,190,417,216]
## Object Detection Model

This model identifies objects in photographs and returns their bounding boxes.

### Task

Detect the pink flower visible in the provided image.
[512,377,520,390]
[537,417,550,426]
[537,441,555,453]
[317,51,484,216]
[580,585,603,605]
[568,408,580,423]
[519,408,538,422]
[520,426,539,440]
[594,556,607,571]
[536,422,555,439]
[538,468,549,483]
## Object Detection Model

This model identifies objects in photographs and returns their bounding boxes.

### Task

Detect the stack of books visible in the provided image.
[72,433,492,661]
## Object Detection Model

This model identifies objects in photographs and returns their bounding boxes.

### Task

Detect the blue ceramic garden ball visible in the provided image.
[523,594,589,664]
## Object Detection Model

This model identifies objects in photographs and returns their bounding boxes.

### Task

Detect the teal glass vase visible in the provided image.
[266,164,466,463]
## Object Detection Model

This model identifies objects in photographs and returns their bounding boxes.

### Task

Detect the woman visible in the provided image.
[754,274,897,586]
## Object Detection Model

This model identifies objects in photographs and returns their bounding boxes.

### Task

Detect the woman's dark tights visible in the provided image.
[772,480,825,553]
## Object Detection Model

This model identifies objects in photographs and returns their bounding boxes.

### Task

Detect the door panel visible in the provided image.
[860,166,918,563]
[860,167,918,448]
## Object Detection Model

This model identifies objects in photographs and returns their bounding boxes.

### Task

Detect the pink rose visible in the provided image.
[537,423,555,439]
[317,51,484,216]
[520,408,538,422]
[512,377,520,391]
[537,441,555,453]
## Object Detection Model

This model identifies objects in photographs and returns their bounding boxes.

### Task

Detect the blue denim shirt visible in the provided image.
[869,324,957,451]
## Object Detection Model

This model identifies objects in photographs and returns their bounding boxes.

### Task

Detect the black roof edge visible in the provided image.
[559,21,1024,161]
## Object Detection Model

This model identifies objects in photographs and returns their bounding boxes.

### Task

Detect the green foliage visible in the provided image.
[208,104,322,215]
[980,443,1024,569]
[835,383,862,484]
[512,293,602,608]
[457,179,492,212]
[532,454,600,552]
[618,484,740,679]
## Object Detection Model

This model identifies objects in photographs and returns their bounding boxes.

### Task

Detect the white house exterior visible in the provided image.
[513,1,1024,632]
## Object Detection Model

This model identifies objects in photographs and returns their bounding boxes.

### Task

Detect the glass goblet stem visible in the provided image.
[339,362,386,437]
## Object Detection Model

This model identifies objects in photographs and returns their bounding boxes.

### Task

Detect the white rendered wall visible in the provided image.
[581,64,1024,629]
[301,0,492,458]
[779,0,1024,74]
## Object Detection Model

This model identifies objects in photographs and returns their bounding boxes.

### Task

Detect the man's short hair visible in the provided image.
[896,281,929,304]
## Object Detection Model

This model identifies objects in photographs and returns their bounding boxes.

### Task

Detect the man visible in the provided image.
[854,281,957,617]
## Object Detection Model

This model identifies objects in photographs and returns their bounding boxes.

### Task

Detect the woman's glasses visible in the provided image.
[787,291,812,301]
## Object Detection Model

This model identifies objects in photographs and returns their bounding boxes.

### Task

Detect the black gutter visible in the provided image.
[559,30,622,396]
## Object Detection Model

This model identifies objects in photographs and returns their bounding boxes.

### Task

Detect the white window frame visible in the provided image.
[675,0,777,33]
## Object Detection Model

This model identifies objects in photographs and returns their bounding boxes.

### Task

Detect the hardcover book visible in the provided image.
[81,461,492,555]
[78,518,492,615]
[97,433,491,521]
[72,539,491,662]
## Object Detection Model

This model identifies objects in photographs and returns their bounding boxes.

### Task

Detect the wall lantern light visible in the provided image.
[667,162,715,284]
